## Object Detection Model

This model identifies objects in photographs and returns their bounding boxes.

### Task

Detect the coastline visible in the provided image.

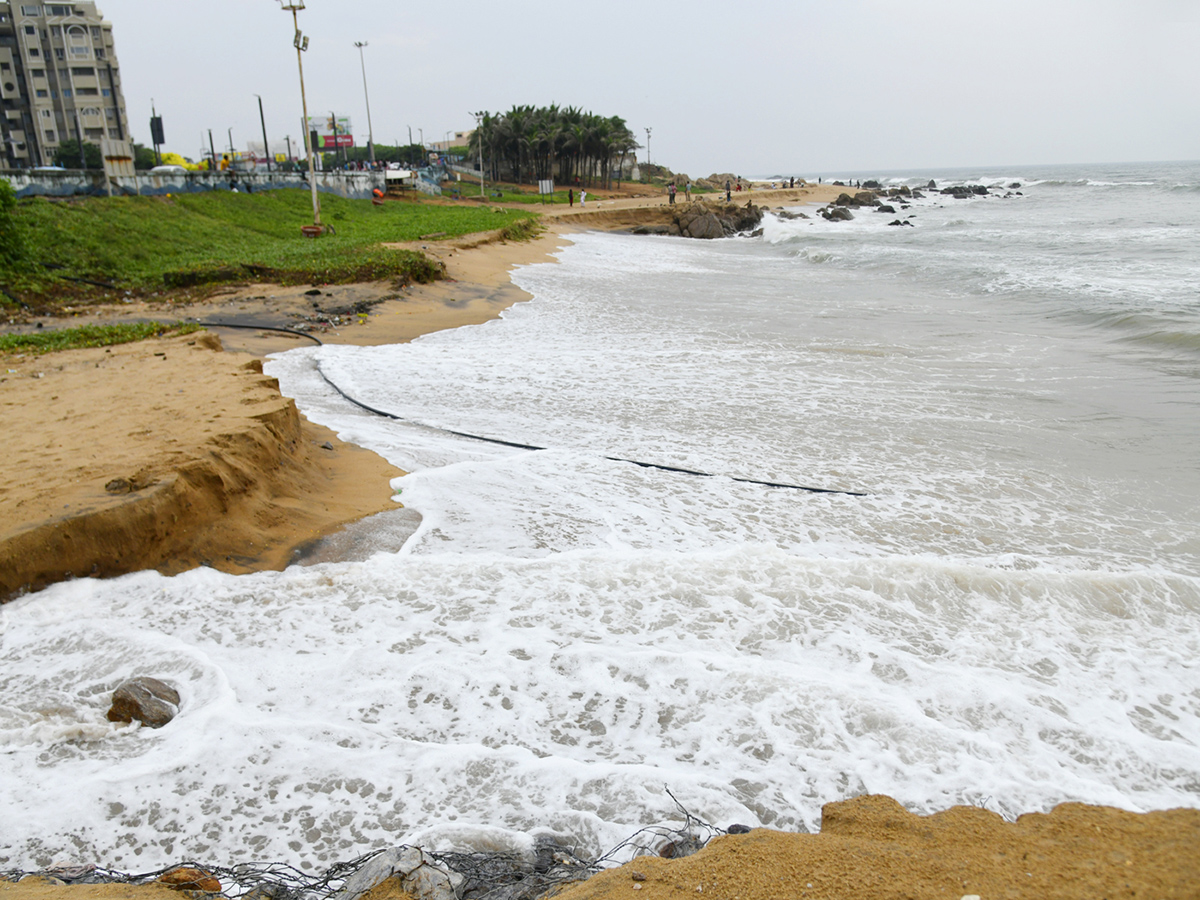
[3,183,1199,897]
[2,184,841,598]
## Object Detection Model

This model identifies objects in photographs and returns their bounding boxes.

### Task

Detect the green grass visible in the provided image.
[0,321,203,354]
[2,189,539,308]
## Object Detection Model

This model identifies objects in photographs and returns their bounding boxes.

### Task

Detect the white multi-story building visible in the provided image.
[0,1,128,169]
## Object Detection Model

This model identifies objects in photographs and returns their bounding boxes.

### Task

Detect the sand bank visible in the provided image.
[0,330,403,598]
[3,795,1197,900]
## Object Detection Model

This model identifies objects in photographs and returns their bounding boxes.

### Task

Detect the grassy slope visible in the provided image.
[2,189,537,307]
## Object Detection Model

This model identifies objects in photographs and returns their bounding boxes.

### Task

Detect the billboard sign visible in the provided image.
[306,115,354,150]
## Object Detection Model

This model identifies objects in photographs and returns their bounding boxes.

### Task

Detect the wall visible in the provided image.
[2,169,386,200]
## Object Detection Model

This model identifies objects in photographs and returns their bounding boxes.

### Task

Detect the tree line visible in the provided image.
[468,105,639,189]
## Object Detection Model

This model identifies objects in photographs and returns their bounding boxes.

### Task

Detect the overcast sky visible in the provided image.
[99,0,1199,178]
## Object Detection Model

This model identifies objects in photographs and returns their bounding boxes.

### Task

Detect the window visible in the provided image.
[40,108,52,117]
[28,47,39,56]
[100,87,109,96]
[107,127,119,138]
[24,25,35,34]
[50,24,61,36]
[47,5,76,16]
[70,66,91,75]
[32,67,44,77]
[0,62,9,70]
[90,26,100,38]
[53,47,62,59]
[44,129,54,141]
[35,88,46,97]
[76,86,96,95]
[104,107,112,119]
[61,87,69,96]
[21,6,42,16]
[94,47,104,59]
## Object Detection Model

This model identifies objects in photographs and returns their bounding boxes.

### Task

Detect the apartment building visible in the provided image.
[0,1,128,169]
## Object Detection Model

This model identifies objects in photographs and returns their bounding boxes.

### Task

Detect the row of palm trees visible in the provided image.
[467,105,640,190]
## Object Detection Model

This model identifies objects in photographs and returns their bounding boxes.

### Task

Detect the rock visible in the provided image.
[775,210,809,220]
[822,206,854,221]
[926,180,937,189]
[657,834,704,859]
[1009,182,1021,189]
[876,204,896,214]
[676,204,726,239]
[911,190,925,198]
[305,288,323,296]
[19,876,66,886]
[107,677,180,728]
[156,868,221,893]
[631,872,647,882]
[337,848,464,900]
[749,227,764,238]
[105,478,133,494]
[853,191,878,206]
[320,441,335,451]
[726,824,752,834]
[834,192,855,206]
[862,180,881,189]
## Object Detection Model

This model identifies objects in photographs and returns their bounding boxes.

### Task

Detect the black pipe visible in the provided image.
[198,320,867,496]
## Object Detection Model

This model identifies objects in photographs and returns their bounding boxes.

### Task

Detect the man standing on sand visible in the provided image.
[668,182,676,205]
[580,189,587,207]
[684,181,691,201]
[568,188,574,207]
[725,180,732,202]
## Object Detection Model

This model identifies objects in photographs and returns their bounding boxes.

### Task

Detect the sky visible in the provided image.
[99,0,1199,178]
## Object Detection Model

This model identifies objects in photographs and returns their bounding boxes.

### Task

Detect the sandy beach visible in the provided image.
[6,183,1196,897]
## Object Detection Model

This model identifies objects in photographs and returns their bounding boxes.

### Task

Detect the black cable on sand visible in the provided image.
[199,320,867,497]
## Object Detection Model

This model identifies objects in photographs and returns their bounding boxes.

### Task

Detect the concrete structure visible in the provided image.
[0,1,129,170]
[5,167,387,200]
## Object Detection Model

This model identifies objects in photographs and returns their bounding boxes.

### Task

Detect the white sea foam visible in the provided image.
[2,161,1198,872]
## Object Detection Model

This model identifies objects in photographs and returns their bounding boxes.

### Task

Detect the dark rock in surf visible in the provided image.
[822,206,854,221]
[876,204,896,214]
[107,676,180,728]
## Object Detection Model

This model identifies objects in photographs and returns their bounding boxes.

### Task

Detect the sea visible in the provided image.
[2,160,1199,872]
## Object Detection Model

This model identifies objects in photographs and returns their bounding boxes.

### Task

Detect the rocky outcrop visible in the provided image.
[630,200,765,240]
[107,676,181,728]
[820,207,854,222]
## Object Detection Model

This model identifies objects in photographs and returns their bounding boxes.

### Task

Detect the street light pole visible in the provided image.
[254,93,271,172]
[277,0,321,229]
[644,126,652,167]
[354,41,375,166]
[471,110,484,199]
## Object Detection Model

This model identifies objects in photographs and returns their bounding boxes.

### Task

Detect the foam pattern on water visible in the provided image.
[3,549,1198,869]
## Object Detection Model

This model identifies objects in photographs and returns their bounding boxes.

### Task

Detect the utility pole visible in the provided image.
[255,94,272,172]
[208,128,217,174]
[644,126,652,168]
[354,41,375,166]
[471,110,484,199]
[277,0,321,229]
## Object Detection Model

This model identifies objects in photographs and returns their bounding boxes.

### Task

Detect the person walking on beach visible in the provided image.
[580,189,587,207]
[668,182,676,205]
[725,180,732,202]
[568,188,574,207]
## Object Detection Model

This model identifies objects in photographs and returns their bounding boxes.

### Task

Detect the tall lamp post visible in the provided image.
[471,110,484,199]
[276,0,321,229]
[254,93,272,172]
[354,41,375,166]
[644,126,652,168]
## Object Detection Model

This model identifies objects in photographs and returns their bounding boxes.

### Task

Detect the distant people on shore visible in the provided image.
[684,181,691,201]
[725,180,732,201]
[568,188,574,207]
[580,190,587,207]
[668,182,676,205]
